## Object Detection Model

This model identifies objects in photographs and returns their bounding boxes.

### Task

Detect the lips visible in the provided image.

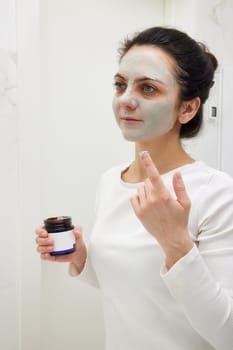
[120,116,143,122]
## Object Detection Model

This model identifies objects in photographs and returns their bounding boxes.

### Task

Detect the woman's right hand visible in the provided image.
[35,225,87,273]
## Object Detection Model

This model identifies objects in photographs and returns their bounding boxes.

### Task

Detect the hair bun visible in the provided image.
[198,43,218,71]
[206,51,218,71]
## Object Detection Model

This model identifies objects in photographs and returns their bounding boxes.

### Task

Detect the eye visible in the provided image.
[141,84,158,93]
[113,81,126,92]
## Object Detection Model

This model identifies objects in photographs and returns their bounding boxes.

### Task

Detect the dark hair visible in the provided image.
[118,27,218,138]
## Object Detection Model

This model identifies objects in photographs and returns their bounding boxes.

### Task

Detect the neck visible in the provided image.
[122,133,194,183]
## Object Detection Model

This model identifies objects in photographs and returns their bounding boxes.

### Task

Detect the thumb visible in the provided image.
[173,172,191,210]
[73,225,84,244]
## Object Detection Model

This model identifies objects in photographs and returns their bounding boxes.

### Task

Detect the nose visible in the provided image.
[119,93,138,110]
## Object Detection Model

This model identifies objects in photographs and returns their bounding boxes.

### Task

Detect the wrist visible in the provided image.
[73,253,87,273]
[70,246,87,275]
[69,258,86,276]
[164,239,194,270]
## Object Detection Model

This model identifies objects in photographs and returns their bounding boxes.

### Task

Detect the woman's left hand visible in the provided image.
[130,151,194,269]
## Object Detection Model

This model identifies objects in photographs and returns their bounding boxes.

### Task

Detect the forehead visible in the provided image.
[118,45,175,83]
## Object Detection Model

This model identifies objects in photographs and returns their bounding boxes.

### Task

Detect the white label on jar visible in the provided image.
[48,229,75,252]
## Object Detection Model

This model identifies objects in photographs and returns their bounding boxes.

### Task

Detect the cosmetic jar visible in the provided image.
[44,216,75,256]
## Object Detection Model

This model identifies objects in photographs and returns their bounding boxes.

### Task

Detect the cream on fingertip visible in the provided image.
[139,150,150,159]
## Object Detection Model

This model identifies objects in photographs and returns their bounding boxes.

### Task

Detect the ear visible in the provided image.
[178,97,201,124]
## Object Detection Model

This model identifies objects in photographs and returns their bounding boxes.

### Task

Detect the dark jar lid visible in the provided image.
[44,216,73,233]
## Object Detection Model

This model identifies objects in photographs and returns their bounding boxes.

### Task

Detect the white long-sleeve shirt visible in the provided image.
[70,160,233,350]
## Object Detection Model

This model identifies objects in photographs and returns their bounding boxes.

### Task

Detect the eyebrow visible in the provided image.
[114,73,166,85]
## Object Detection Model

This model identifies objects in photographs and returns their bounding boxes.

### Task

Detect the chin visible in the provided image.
[121,133,141,142]
[121,131,168,143]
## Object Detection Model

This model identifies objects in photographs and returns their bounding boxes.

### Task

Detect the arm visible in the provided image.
[131,151,233,349]
[161,244,233,350]
[161,173,233,350]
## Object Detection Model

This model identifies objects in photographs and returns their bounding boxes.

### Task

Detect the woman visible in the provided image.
[36,27,233,349]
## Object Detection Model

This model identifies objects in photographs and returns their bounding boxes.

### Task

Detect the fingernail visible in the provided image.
[139,150,149,159]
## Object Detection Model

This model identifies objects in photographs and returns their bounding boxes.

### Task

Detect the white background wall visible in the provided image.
[1,1,232,350]
[17,0,42,349]
[0,1,18,349]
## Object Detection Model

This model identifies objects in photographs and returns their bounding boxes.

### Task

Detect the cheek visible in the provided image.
[140,98,174,119]
[112,96,119,115]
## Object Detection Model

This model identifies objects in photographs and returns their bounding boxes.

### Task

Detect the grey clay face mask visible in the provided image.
[112,48,177,142]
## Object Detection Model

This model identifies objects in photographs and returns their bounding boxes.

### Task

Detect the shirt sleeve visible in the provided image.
[160,172,233,350]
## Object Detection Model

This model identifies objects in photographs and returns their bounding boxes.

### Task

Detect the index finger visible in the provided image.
[140,151,166,191]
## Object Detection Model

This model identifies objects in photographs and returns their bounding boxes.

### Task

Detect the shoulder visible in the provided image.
[192,162,233,221]
[182,161,233,195]
[198,162,233,193]
[186,162,233,238]
[181,161,233,219]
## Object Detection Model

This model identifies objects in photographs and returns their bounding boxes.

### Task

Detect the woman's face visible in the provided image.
[112,45,180,142]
